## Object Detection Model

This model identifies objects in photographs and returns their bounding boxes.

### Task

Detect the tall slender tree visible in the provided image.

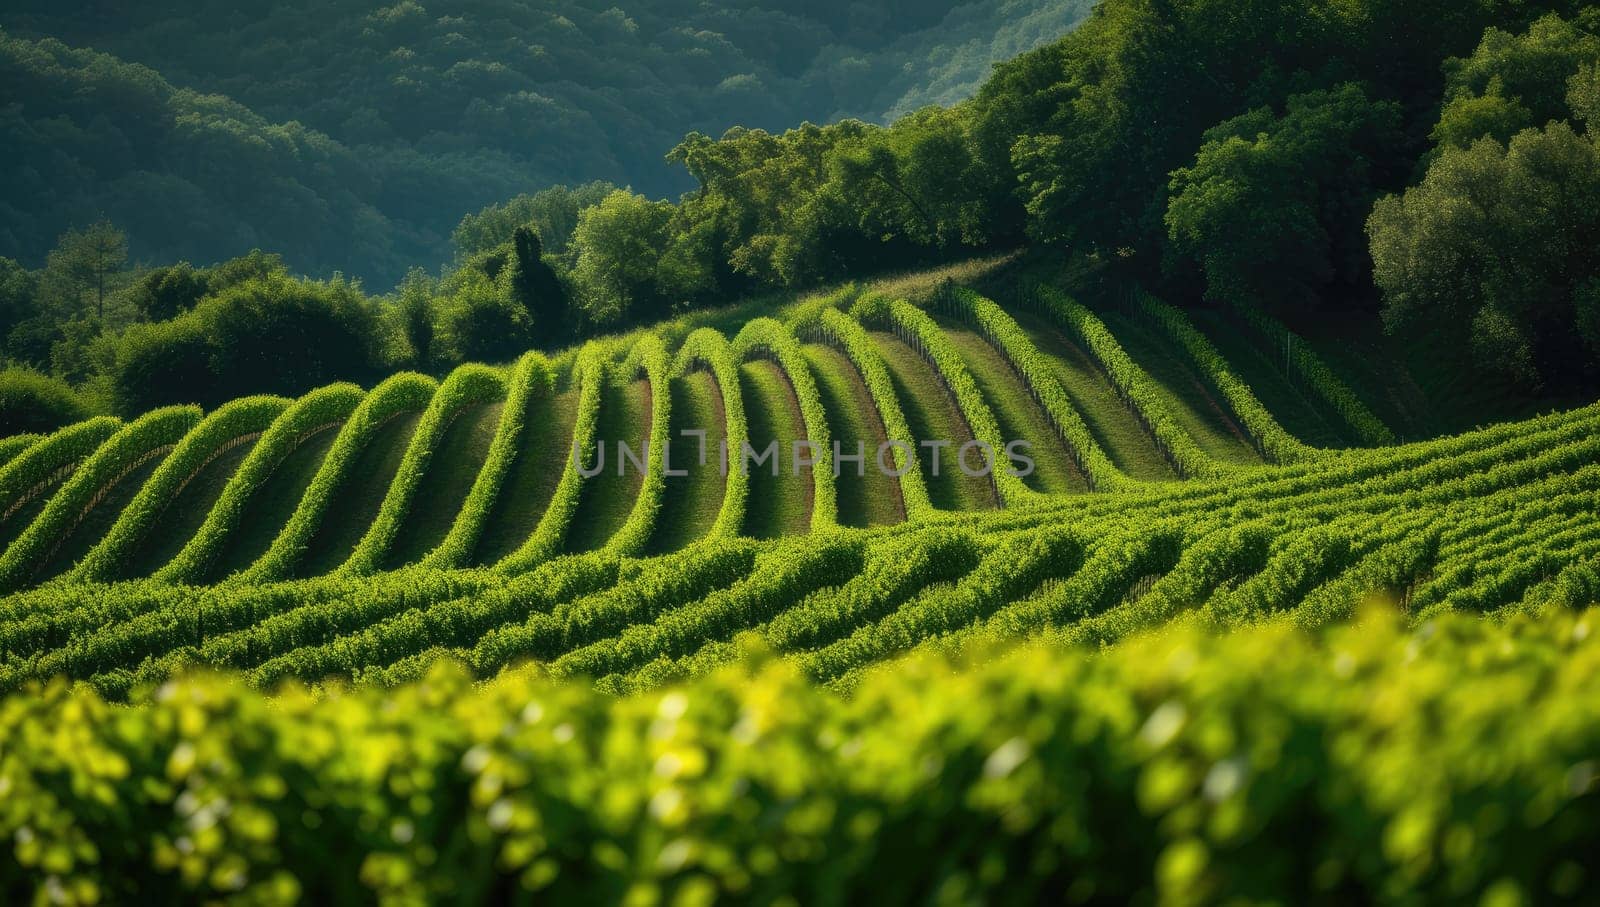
[509,226,569,349]
[42,221,128,319]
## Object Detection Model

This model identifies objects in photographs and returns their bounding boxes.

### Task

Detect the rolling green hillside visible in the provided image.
[6,0,1600,899]
[0,283,1371,594]
[4,278,1600,902]
[3,278,1591,695]
[0,0,1093,283]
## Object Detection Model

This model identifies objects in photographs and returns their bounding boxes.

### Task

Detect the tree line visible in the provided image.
[0,0,1091,287]
[6,0,1600,435]
[537,1,1600,394]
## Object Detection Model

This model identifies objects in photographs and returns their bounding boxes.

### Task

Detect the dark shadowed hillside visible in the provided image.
[0,0,1092,285]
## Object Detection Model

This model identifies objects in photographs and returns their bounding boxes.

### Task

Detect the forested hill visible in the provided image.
[0,0,1091,287]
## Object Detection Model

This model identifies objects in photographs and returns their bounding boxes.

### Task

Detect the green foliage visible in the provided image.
[661,113,1003,299]
[452,182,617,260]
[571,191,680,326]
[202,276,385,395]
[5,386,1600,702]
[389,268,439,370]
[72,395,291,583]
[37,220,128,320]
[946,288,1126,490]
[1220,298,1397,446]
[1364,11,1600,390]
[0,366,93,435]
[108,318,211,416]
[600,336,673,558]
[18,25,1600,889]
[506,227,569,350]
[0,566,545,697]
[240,374,436,584]
[999,0,1554,263]
[8,0,1595,410]
[245,553,631,691]
[0,31,409,282]
[436,270,533,365]
[154,384,365,584]
[45,315,114,387]
[128,262,207,322]
[468,542,754,676]
[424,353,553,569]
[0,2,1084,286]
[1432,12,1600,150]
[730,318,837,529]
[0,405,198,592]
[851,292,1031,505]
[496,346,608,573]
[1166,84,1403,314]
[205,250,289,290]
[764,531,982,655]
[551,535,864,681]
[670,329,751,540]
[977,523,1183,642]
[0,416,120,523]
[3,265,1585,626]
[0,256,40,345]
[1064,523,1273,647]
[342,365,506,576]
[1135,296,1313,464]
[803,527,1078,680]
[1368,122,1600,388]
[112,274,386,414]
[1049,289,1222,476]
[0,433,39,469]
[3,0,1596,404]
[6,606,1600,903]
[9,270,1600,907]
[1570,60,1600,129]
[1034,288,1220,479]
[797,303,935,516]
[125,253,287,325]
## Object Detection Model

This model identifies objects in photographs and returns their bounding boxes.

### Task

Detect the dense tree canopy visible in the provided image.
[1368,12,1600,390]
[112,274,389,414]
[997,0,1584,267]
[1431,11,1600,151]
[1167,85,1404,314]
[6,0,1600,431]
[534,0,1587,334]
[0,260,39,351]
[0,366,88,435]
[436,271,535,366]
[450,183,617,262]
[506,227,569,350]
[1369,122,1600,389]
[0,0,1093,287]
[0,33,416,285]
[571,192,680,326]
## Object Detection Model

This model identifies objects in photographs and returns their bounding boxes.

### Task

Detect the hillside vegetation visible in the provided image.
[0,0,1092,284]
[6,607,1600,904]
[7,3,1600,446]
[0,280,1573,697]
[5,0,1600,901]
[3,280,1600,901]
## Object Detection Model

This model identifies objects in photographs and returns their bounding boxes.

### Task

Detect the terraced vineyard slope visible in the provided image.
[4,284,1600,904]
[2,284,1591,698]
[0,288,1377,593]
